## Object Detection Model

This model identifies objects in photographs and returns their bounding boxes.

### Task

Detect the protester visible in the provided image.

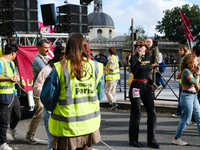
[165,54,169,64]
[126,52,130,64]
[146,38,159,75]
[94,51,107,66]
[156,50,165,90]
[196,41,200,46]
[170,54,174,64]
[190,45,200,124]
[128,52,132,65]
[129,40,159,149]
[33,44,66,150]
[172,46,190,118]
[126,51,132,65]
[40,33,104,150]
[0,44,21,150]
[172,54,200,146]
[25,39,50,144]
[105,47,120,110]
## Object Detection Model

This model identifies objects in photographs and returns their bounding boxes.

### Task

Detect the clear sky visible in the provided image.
[38,0,200,37]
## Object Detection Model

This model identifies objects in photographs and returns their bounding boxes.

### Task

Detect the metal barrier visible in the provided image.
[123,64,180,101]
[153,64,179,101]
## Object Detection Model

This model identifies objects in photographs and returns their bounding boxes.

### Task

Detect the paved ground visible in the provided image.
[7,66,200,150]
[7,109,200,150]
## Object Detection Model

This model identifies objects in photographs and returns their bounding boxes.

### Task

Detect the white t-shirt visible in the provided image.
[159,52,163,63]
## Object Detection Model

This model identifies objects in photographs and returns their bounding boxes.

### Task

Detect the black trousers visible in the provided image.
[129,83,157,143]
[0,96,21,145]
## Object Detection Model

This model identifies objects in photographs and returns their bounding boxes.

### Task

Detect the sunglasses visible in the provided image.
[135,44,145,48]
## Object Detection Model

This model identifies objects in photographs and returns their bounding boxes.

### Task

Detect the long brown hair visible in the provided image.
[135,40,151,55]
[179,45,190,56]
[181,54,197,73]
[65,33,89,79]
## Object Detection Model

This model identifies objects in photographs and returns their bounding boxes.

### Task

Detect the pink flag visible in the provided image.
[179,10,193,41]
[16,45,56,91]
[39,21,54,33]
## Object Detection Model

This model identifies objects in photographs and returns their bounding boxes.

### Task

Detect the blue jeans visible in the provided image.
[175,91,200,138]
[43,107,53,150]
[176,86,182,115]
[156,73,165,86]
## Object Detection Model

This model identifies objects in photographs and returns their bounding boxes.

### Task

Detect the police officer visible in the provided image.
[0,44,21,150]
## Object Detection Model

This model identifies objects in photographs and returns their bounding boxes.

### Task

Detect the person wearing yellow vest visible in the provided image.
[0,44,21,150]
[40,33,104,150]
[104,47,120,110]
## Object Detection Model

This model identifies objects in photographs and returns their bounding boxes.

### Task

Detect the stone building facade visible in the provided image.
[88,0,115,40]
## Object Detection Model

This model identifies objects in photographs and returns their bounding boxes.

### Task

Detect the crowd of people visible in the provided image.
[1,35,200,150]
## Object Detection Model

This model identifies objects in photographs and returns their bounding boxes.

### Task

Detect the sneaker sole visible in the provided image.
[172,141,187,146]
[109,105,118,110]
[25,137,37,145]
[172,114,181,118]
[156,87,162,90]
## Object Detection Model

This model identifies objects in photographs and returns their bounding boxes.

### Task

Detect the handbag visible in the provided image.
[127,73,134,87]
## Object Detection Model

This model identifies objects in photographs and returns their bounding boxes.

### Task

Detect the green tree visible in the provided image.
[124,25,147,47]
[134,25,147,40]
[156,4,200,44]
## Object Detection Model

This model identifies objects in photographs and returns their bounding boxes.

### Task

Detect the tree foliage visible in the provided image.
[156,4,200,44]
[124,25,147,47]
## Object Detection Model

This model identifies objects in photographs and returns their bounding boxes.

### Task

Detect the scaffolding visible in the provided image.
[0,33,70,53]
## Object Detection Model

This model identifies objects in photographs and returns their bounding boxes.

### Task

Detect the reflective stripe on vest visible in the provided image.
[0,58,15,94]
[49,59,103,137]
[105,55,120,80]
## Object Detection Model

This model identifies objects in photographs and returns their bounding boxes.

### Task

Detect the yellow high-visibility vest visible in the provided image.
[49,59,103,137]
[105,55,120,80]
[0,57,15,94]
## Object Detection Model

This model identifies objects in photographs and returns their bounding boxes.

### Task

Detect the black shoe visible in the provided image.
[109,103,118,110]
[129,141,143,147]
[25,136,37,144]
[148,142,159,149]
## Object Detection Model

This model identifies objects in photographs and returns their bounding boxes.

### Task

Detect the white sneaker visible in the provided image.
[8,127,18,140]
[0,143,13,150]
[172,137,188,146]
[156,85,162,90]
[172,114,181,118]
[189,121,197,126]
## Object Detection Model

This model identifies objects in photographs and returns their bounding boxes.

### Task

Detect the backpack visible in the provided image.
[99,57,107,66]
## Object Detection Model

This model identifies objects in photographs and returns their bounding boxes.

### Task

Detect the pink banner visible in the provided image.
[16,45,56,91]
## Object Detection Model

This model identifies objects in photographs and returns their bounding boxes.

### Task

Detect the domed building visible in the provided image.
[88,0,115,40]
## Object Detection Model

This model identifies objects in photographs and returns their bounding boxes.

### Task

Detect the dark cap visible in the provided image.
[5,44,18,54]
[54,43,66,55]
